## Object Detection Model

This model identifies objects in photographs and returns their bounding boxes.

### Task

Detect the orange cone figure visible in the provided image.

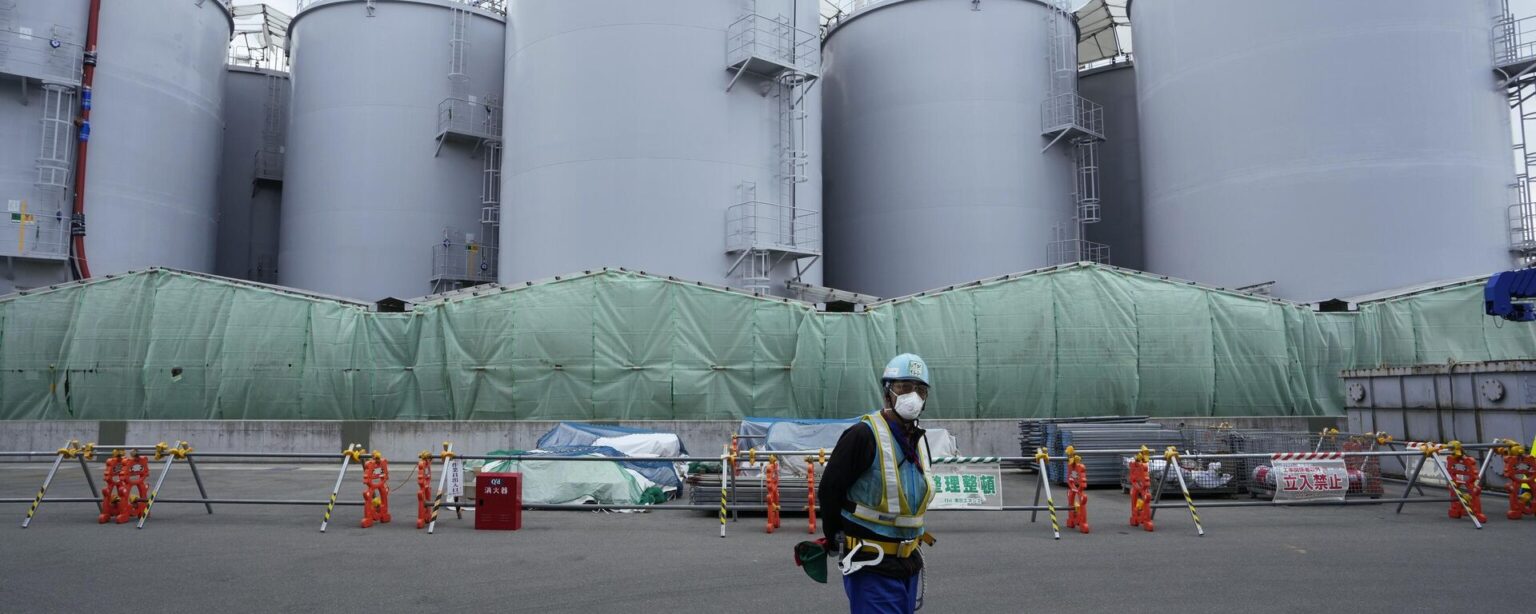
[1066,452,1090,534]
[361,451,392,528]
[765,457,781,534]
[1443,450,1487,523]
[120,453,150,523]
[1127,448,1154,532]
[806,457,818,535]
[415,451,433,529]
[98,452,127,524]
[1501,445,1535,520]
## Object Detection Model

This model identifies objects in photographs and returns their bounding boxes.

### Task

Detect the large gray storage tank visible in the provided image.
[822,0,1076,298]
[0,0,87,293]
[1079,61,1143,271]
[216,66,288,284]
[86,0,232,275]
[282,0,505,300]
[1132,0,1513,300]
[500,0,823,295]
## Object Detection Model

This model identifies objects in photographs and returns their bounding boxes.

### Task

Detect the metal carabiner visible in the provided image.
[837,539,886,576]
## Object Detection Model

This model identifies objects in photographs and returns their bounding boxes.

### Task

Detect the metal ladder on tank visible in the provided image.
[0,2,12,71]
[448,6,470,97]
[732,183,775,294]
[254,74,285,184]
[723,1,822,293]
[1043,0,1109,266]
[36,84,75,192]
[1495,1,1536,266]
[429,6,500,289]
[480,140,501,280]
[777,69,810,223]
[1044,0,1076,113]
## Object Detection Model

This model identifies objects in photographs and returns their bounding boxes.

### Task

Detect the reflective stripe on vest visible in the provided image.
[848,413,933,529]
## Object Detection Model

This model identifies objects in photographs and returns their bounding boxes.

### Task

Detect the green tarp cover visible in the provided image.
[2,265,1532,420]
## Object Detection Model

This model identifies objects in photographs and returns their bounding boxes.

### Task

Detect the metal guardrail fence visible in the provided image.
[725,201,821,255]
[298,0,505,15]
[0,26,84,86]
[726,13,820,76]
[254,149,284,182]
[1046,238,1110,266]
[1494,14,1536,69]
[437,97,502,141]
[1509,202,1536,255]
[826,0,899,28]
[2,203,69,261]
[431,240,497,284]
[3,438,1518,538]
[1041,92,1105,139]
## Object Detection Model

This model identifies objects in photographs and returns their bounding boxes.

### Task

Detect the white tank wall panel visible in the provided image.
[0,260,70,295]
[215,67,287,283]
[282,0,505,301]
[1132,0,1514,300]
[1079,62,1143,271]
[822,0,1073,298]
[499,0,823,293]
[85,0,232,274]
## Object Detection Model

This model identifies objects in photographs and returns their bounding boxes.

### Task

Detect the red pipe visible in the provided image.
[69,0,102,280]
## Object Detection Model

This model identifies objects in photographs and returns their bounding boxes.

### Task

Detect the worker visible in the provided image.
[817,353,936,614]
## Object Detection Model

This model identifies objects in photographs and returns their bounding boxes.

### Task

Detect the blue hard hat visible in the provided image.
[881,353,931,388]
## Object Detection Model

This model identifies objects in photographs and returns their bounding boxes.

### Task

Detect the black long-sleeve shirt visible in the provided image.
[817,415,928,578]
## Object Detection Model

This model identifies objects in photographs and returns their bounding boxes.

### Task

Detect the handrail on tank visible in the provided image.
[431,240,497,283]
[726,13,821,75]
[1508,202,1536,251]
[0,26,85,86]
[437,97,503,141]
[827,0,899,20]
[1041,92,1105,140]
[296,0,506,16]
[1494,14,1536,69]
[254,149,285,182]
[726,202,822,255]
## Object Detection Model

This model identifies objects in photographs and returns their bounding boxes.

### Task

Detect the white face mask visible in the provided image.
[892,391,925,421]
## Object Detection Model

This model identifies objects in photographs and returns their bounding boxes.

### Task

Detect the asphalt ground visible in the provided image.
[0,462,1526,613]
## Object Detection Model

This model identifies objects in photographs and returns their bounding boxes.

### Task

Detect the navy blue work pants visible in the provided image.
[842,570,919,614]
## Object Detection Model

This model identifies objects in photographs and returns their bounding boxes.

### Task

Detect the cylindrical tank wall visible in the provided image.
[500,0,823,293]
[822,0,1074,298]
[85,0,231,274]
[1079,62,1143,271]
[282,0,505,300]
[0,0,87,293]
[1132,0,1513,300]
[216,67,288,284]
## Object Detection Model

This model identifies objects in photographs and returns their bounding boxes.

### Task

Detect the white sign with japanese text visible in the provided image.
[446,459,464,497]
[1270,456,1349,502]
[926,463,1003,510]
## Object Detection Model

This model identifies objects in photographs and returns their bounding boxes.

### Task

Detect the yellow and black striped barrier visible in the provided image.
[427,442,455,534]
[20,440,80,529]
[719,447,733,538]
[1164,446,1204,537]
[137,442,191,529]
[320,444,362,533]
[1035,447,1060,540]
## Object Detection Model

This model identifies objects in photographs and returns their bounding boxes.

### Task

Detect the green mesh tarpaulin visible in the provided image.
[2,265,1533,420]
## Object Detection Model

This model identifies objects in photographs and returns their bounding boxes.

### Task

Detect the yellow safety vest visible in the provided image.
[848,413,934,531]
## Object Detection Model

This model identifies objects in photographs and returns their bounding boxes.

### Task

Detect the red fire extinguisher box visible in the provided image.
[475,472,522,530]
